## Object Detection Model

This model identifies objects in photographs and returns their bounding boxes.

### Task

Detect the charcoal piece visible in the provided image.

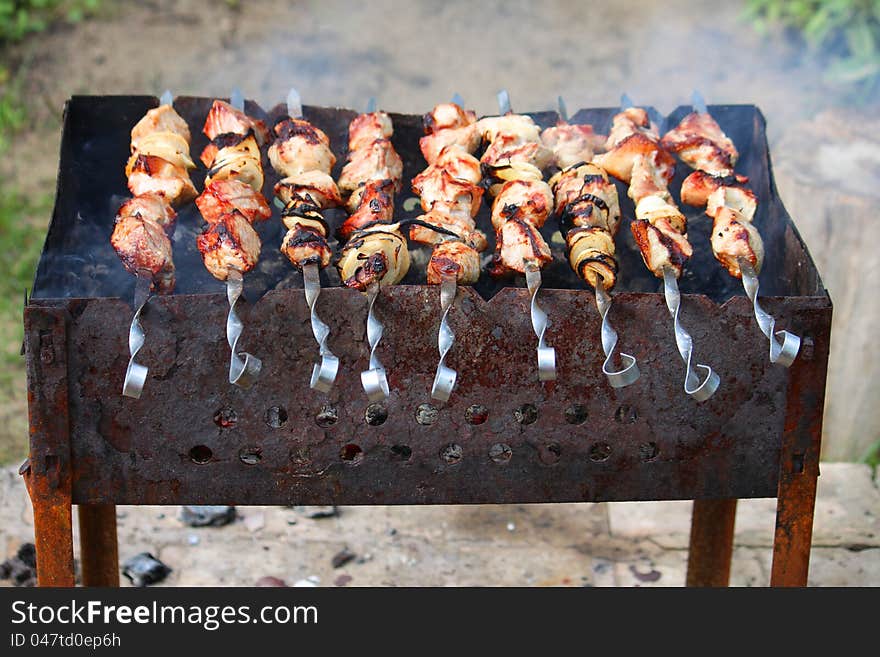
[331,548,356,569]
[290,505,338,519]
[122,552,171,587]
[180,505,236,527]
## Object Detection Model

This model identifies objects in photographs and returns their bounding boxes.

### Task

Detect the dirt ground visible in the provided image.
[1,0,876,464]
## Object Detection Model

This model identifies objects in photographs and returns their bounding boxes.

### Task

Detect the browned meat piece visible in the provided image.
[541,122,607,169]
[196,211,262,280]
[420,125,481,164]
[661,112,738,176]
[413,167,483,217]
[567,227,617,290]
[269,118,336,177]
[337,178,396,240]
[491,179,553,230]
[338,139,403,194]
[489,215,552,277]
[550,163,621,234]
[679,170,749,207]
[424,103,477,133]
[348,111,393,151]
[203,100,269,144]
[628,152,673,204]
[274,171,342,210]
[410,204,487,251]
[414,145,482,186]
[111,211,175,293]
[634,194,688,235]
[127,155,197,205]
[337,225,410,290]
[116,193,177,236]
[592,132,676,184]
[711,207,764,278]
[131,104,191,146]
[427,240,481,285]
[481,132,553,169]
[281,219,332,270]
[477,114,542,143]
[630,218,693,278]
[706,185,757,222]
[605,107,657,150]
[196,179,272,225]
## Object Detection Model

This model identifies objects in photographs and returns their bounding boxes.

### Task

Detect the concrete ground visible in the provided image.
[1,463,877,586]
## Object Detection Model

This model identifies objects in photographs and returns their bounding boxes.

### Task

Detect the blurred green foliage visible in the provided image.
[745,0,880,95]
[0,0,100,43]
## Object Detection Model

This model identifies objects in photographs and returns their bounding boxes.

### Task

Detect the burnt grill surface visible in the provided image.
[31,96,821,302]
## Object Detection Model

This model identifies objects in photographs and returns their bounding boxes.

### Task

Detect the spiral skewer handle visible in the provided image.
[739,259,800,367]
[122,274,153,398]
[662,267,719,401]
[226,269,261,388]
[431,276,458,402]
[526,264,556,381]
[303,264,339,392]
[595,285,640,388]
[360,282,389,401]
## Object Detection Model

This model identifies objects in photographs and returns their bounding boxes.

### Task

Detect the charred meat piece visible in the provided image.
[338,138,403,195]
[489,214,552,277]
[337,226,410,290]
[131,104,191,146]
[477,114,542,144]
[269,117,336,177]
[116,193,178,236]
[410,204,487,251]
[281,220,332,270]
[111,203,176,293]
[337,178,396,240]
[680,170,749,207]
[127,155,198,205]
[567,226,617,290]
[550,163,621,234]
[274,170,342,210]
[203,100,269,144]
[541,122,607,169]
[593,132,675,184]
[661,111,738,176]
[491,179,553,231]
[427,240,481,285]
[348,111,393,151]
[630,218,693,278]
[706,185,757,222]
[196,179,272,225]
[196,211,262,281]
[711,206,764,278]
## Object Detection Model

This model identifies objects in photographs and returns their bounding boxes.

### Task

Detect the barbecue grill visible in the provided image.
[21,95,831,587]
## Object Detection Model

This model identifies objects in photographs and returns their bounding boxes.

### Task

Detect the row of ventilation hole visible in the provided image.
[188,440,660,467]
[213,402,639,430]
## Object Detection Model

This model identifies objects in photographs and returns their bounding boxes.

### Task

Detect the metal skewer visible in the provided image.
[122,271,153,398]
[285,87,339,392]
[361,281,389,401]
[223,88,261,388]
[496,89,556,380]
[557,95,638,387]
[662,267,719,401]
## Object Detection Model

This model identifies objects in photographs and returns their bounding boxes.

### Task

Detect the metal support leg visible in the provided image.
[22,462,75,587]
[686,498,737,587]
[78,504,119,586]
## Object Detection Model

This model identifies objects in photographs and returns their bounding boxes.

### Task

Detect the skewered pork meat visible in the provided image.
[338,178,396,241]
[126,155,198,206]
[477,113,552,169]
[490,180,552,231]
[111,198,176,293]
[196,210,262,280]
[338,137,403,195]
[268,118,336,177]
[710,206,764,278]
[427,239,481,285]
[706,185,757,222]
[274,170,343,209]
[203,100,269,144]
[196,178,272,225]
[661,111,738,176]
[680,170,749,207]
[419,102,480,164]
[482,161,544,197]
[131,104,191,146]
[541,121,607,169]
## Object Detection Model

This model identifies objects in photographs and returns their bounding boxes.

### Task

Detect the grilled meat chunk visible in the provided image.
[482,161,544,197]
[203,100,269,144]
[605,107,657,149]
[410,204,487,251]
[413,167,483,217]
[196,210,262,280]
[127,154,198,205]
[567,226,617,290]
[131,104,191,146]
[427,240,481,285]
[281,220,332,269]
[491,179,553,230]
[550,163,621,234]
[420,125,481,165]
[706,185,757,222]
[634,194,687,235]
[711,206,764,278]
[680,170,749,207]
[593,132,675,184]
[338,138,403,195]
[337,225,410,290]
[541,122,607,169]
[111,205,176,293]
[337,178,396,240]
[116,193,177,235]
[269,118,336,177]
[274,170,342,210]
[480,132,553,169]
[630,218,692,278]
[414,145,482,186]
[127,131,196,173]
[489,214,552,277]
[196,179,272,225]
[661,111,738,176]
[424,103,477,132]
[348,111,394,151]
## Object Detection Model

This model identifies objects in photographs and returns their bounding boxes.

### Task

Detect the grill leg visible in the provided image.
[686,498,737,587]
[770,468,818,586]
[21,462,75,587]
[78,504,119,587]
